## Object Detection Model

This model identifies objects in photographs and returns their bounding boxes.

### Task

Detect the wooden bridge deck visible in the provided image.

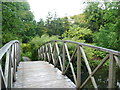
[13,61,75,88]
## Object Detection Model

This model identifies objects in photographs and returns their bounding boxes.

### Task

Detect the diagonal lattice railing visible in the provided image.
[0,40,20,89]
[38,40,120,89]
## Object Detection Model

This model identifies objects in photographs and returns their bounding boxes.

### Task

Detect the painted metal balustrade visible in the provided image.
[0,40,20,89]
[38,40,120,89]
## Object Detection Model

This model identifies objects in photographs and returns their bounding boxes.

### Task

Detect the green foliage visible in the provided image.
[36,19,47,36]
[93,24,118,50]
[22,52,32,58]
[84,2,103,32]
[2,2,36,44]
[93,50,106,59]
[91,2,119,51]
[2,1,119,68]
[70,14,87,27]
[21,43,32,58]
[62,25,92,43]
[30,34,59,49]
[21,43,31,53]
[29,34,59,60]
[83,46,95,60]
[45,12,70,37]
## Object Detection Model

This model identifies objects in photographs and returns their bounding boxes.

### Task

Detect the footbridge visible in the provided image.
[0,40,120,89]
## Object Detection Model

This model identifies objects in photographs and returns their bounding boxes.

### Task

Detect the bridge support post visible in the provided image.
[54,43,57,67]
[76,45,81,89]
[8,57,12,88]
[108,53,116,88]
[62,43,65,74]
[13,44,16,82]
[53,43,56,67]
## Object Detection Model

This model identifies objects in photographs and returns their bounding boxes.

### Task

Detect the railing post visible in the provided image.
[18,43,21,65]
[0,70,1,90]
[41,47,43,60]
[38,48,40,60]
[8,53,12,88]
[62,42,65,74]
[46,44,49,62]
[54,42,57,67]
[49,43,53,63]
[43,46,46,61]
[48,45,51,63]
[0,66,6,89]
[13,43,16,82]
[108,53,116,88]
[76,45,81,88]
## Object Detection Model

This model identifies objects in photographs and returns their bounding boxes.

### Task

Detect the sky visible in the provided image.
[27,0,86,22]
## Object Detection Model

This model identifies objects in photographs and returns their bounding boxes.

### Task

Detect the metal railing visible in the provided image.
[0,40,20,89]
[38,40,120,89]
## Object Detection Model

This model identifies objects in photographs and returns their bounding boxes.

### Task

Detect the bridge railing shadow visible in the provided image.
[38,40,120,89]
[0,40,20,89]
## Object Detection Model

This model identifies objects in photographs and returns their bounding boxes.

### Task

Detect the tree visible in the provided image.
[36,19,47,36]
[45,12,70,36]
[70,14,87,27]
[84,2,106,32]
[62,25,92,43]
[2,2,36,43]
[92,2,119,50]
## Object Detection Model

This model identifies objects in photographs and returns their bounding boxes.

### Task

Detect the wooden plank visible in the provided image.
[76,45,81,88]
[80,47,97,88]
[108,53,116,88]
[13,61,76,88]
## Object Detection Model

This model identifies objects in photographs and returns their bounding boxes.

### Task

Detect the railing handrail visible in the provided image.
[0,40,19,60]
[38,40,120,89]
[0,40,20,89]
[40,40,120,56]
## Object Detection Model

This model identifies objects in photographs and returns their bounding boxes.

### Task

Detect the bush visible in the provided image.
[29,34,59,60]
[22,52,32,59]
[21,43,31,53]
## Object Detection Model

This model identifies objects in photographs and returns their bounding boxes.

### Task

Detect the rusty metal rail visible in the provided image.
[38,40,120,89]
[0,40,20,89]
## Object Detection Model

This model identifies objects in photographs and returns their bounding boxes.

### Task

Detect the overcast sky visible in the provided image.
[27,0,86,22]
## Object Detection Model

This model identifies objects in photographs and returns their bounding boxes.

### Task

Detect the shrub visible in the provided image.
[29,34,59,60]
